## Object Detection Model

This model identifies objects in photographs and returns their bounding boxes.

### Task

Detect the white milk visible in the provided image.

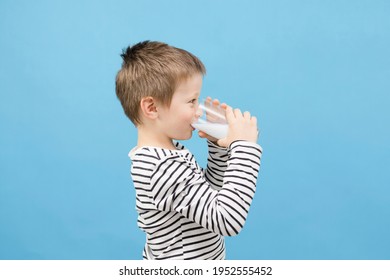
[192,122,228,139]
[192,100,229,139]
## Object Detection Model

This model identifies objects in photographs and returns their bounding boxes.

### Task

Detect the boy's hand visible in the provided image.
[217,106,259,148]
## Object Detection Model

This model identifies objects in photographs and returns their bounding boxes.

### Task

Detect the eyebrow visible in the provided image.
[191,92,200,98]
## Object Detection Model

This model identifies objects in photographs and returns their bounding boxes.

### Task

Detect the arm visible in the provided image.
[150,140,262,236]
[198,98,259,191]
[204,140,228,191]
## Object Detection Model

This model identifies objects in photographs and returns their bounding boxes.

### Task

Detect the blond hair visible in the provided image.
[115,41,206,126]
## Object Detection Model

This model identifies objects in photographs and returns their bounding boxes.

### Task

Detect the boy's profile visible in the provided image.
[115,41,263,260]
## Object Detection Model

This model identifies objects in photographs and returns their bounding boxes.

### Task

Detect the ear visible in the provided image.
[140,96,158,120]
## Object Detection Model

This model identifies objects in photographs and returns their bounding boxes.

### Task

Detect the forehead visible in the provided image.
[173,74,203,98]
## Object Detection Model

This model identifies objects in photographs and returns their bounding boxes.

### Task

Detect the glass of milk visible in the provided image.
[192,100,229,139]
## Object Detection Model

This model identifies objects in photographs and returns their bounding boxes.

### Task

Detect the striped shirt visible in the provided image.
[128,140,262,260]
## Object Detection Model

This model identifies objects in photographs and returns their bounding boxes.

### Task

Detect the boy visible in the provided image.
[115,41,262,260]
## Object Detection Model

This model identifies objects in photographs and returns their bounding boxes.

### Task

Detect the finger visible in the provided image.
[212,99,220,106]
[205,98,213,110]
[198,131,207,138]
[243,111,251,120]
[217,103,228,122]
[225,106,234,121]
[198,131,213,139]
[251,116,257,125]
[234,108,242,118]
[198,131,218,142]
[204,97,212,109]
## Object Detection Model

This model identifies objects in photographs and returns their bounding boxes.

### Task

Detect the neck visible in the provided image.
[137,125,177,150]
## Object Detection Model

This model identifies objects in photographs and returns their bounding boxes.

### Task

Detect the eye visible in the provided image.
[189,99,198,104]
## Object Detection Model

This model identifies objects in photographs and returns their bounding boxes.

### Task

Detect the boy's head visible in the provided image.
[115,41,206,126]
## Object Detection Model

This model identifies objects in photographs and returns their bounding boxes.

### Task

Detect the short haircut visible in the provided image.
[115,41,206,126]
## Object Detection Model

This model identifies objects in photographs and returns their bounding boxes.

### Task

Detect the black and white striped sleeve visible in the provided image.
[204,140,229,191]
[150,140,262,236]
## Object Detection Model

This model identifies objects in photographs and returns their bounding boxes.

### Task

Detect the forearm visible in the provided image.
[204,140,229,190]
[207,140,262,235]
[182,141,262,236]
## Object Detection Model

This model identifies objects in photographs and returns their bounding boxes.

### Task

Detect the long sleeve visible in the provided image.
[150,140,262,236]
[204,140,229,191]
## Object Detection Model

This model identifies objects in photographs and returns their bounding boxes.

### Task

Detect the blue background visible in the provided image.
[1,0,389,260]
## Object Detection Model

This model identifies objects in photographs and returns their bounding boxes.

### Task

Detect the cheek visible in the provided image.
[184,109,196,123]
